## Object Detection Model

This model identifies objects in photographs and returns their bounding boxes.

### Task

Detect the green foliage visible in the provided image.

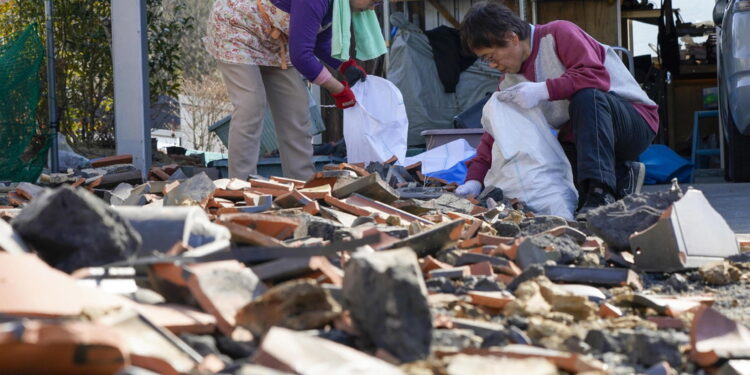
[0,0,192,147]
[164,0,216,81]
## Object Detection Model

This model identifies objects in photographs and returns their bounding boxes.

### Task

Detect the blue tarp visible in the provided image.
[639,144,693,184]
[425,155,474,184]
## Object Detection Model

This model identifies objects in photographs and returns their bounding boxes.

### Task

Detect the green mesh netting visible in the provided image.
[0,23,47,182]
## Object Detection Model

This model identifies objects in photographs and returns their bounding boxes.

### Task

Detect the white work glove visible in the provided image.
[455,180,482,197]
[497,81,550,109]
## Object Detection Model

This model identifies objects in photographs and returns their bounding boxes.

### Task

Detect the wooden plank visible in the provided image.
[536,0,618,47]
[425,0,460,28]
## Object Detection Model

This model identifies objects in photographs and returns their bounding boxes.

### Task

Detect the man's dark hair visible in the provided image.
[460,2,531,51]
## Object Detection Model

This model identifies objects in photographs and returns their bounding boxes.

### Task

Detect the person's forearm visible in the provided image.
[321,77,344,94]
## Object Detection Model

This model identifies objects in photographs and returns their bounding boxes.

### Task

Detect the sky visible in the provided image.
[631,0,717,56]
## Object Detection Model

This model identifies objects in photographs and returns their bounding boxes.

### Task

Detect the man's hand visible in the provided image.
[497,81,550,109]
[455,180,482,197]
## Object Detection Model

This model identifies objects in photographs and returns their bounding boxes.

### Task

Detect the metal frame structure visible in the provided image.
[112,0,151,176]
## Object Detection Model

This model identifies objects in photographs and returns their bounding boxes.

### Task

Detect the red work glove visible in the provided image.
[338,59,367,86]
[332,81,357,109]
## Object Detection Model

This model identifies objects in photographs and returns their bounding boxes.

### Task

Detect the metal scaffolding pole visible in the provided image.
[44,0,59,173]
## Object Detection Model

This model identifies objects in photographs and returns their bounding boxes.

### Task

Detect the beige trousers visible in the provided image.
[218,61,315,181]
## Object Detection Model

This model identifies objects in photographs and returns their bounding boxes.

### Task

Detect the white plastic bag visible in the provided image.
[344,76,408,164]
[482,93,578,220]
[402,139,475,174]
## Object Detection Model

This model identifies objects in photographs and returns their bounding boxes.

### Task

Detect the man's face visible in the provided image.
[350,0,383,11]
[472,32,525,74]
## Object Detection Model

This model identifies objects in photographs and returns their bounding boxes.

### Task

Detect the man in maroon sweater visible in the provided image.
[455,2,657,219]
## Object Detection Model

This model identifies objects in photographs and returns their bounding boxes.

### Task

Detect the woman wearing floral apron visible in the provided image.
[205,0,381,180]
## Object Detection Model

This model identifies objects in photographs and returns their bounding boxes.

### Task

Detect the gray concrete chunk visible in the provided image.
[164,172,214,206]
[342,248,432,362]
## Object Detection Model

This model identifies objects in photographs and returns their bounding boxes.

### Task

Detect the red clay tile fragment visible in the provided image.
[219,213,300,240]
[219,221,287,247]
[274,189,312,208]
[303,200,320,215]
[467,291,515,309]
[136,303,217,335]
[150,167,171,181]
[343,194,433,225]
[214,189,247,200]
[15,182,44,201]
[324,195,372,217]
[0,319,129,375]
[460,220,482,240]
[340,163,370,177]
[631,294,714,317]
[254,327,403,374]
[71,177,86,187]
[298,184,332,200]
[598,302,623,318]
[468,261,495,276]
[0,253,128,317]
[459,344,608,373]
[269,176,306,189]
[647,316,685,330]
[185,260,267,336]
[420,255,453,273]
[235,279,342,338]
[90,154,133,167]
[250,179,293,192]
[691,307,750,368]
[7,191,28,206]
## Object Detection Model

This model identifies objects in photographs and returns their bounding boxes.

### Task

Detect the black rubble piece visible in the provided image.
[586,187,683,250]
[11,186,142,273]
[342,248,433,362]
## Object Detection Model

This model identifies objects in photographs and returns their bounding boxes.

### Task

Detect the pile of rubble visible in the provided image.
[1,157,750,375]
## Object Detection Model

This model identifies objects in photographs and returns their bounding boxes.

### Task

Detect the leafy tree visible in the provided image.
[0,0,191,148]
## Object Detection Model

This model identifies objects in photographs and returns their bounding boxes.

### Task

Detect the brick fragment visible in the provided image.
[274,189,312,209]
[468,291,515,309]
[599,302,623,318]
[0,319,128,374]
[15,182,44,201]
[219,213,300,240]
[90,154,133,167]
[251,256,343,285]
[235,279,341,338]
[269,176,306,189]
[324,195,372,217]
[184,260,267,336]
[213,189,247,200]
[254,327,403,373]
[303,200,320,215]
[249,179,293,191]
[150,166,171,181]
[332,173,399,203]
[298,184,332,200]
[220,221,287,247]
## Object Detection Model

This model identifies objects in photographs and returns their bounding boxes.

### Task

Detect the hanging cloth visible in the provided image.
[331,0,387,61]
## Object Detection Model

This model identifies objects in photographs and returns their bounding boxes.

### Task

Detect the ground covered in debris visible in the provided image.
[2,157,750,375]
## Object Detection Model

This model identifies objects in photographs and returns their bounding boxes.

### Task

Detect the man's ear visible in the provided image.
[507,31,520,47]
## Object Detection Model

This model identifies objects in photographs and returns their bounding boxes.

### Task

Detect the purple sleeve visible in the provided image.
[288,0,330,81]
[314,27,343,70]
[543,21,610,101]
